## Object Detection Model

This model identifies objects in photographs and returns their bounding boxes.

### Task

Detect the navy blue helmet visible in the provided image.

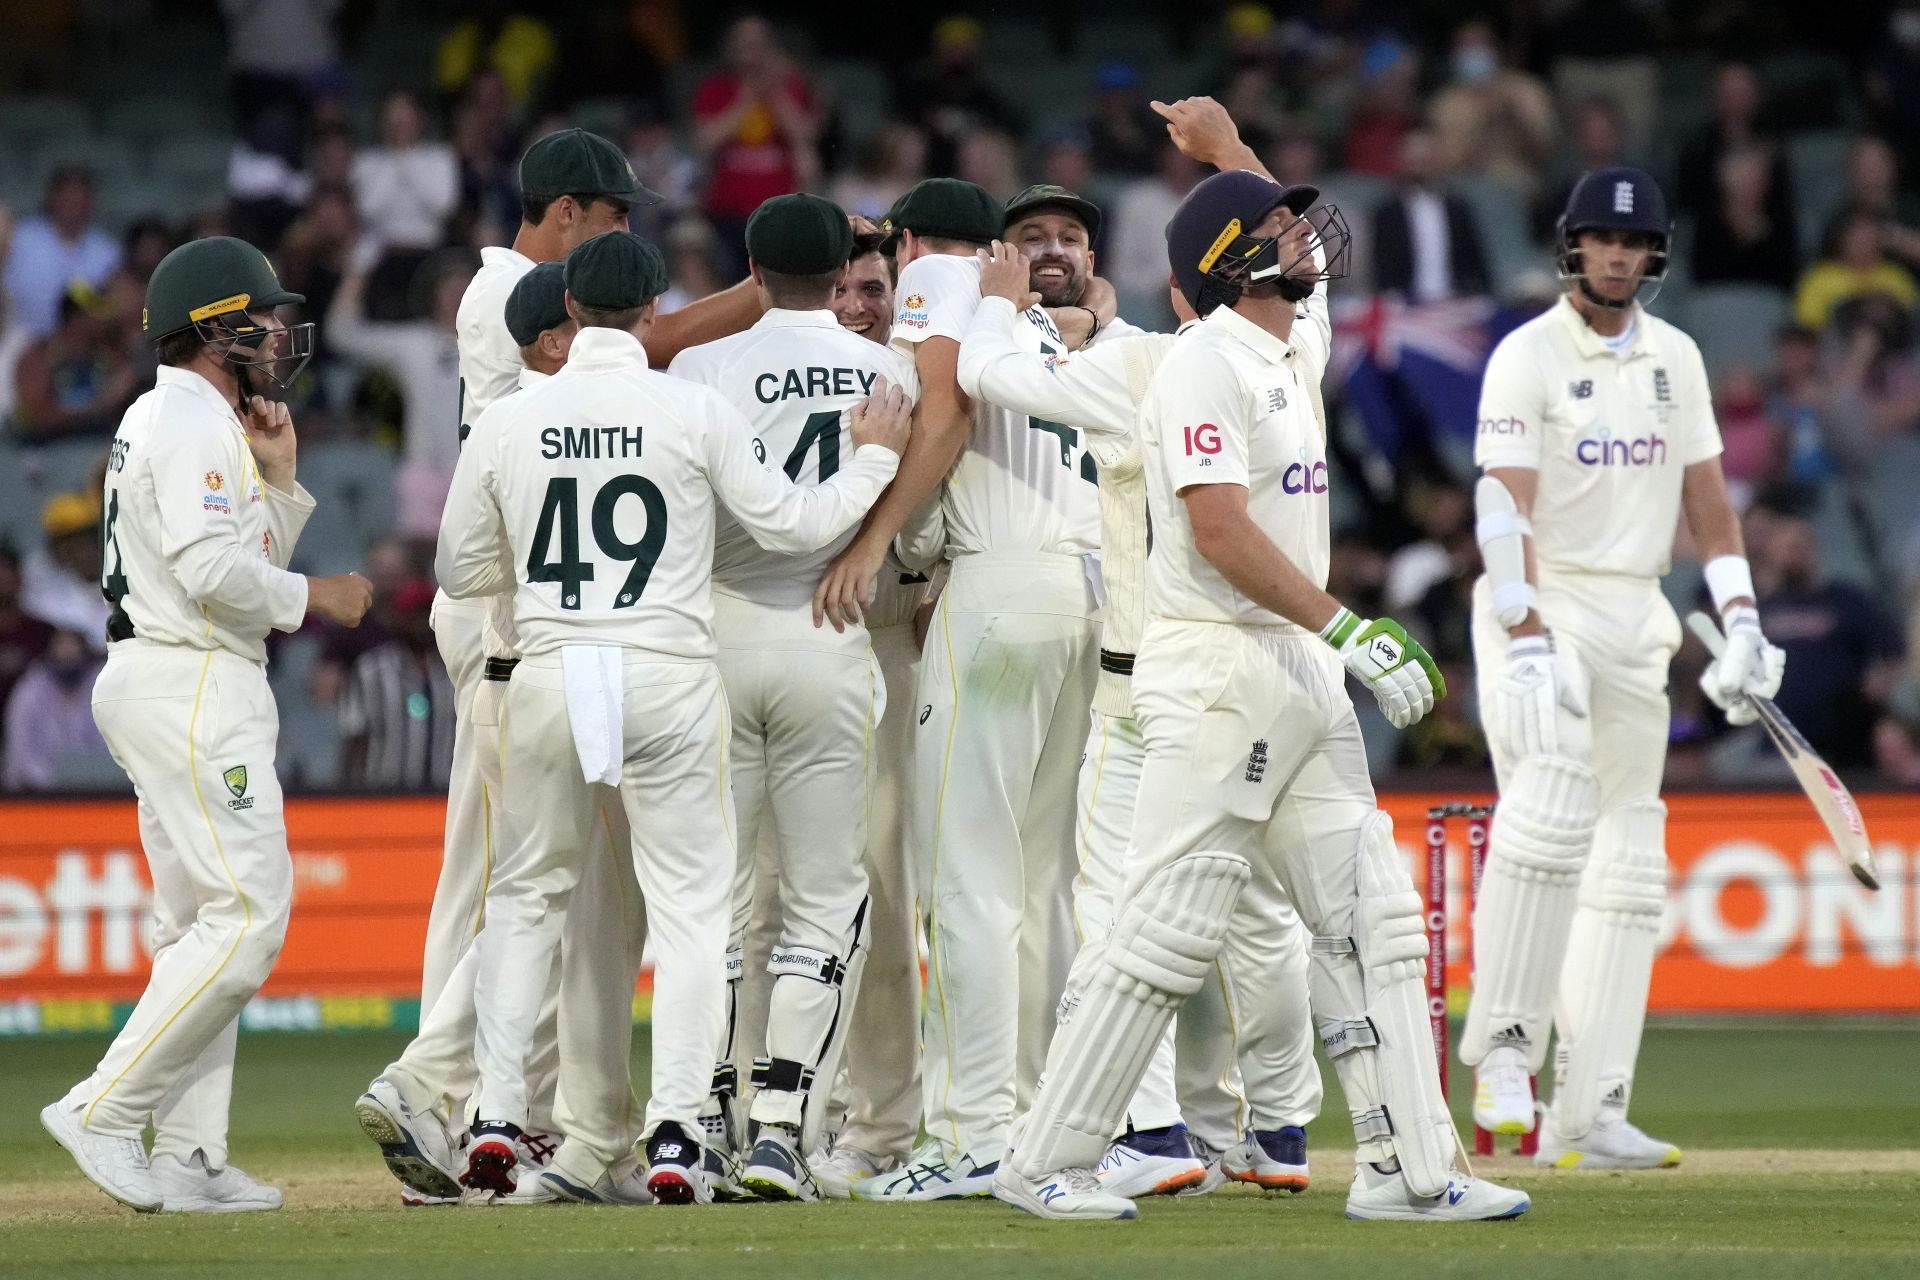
[1165,169,1350,315]
[1556,165,1672,308]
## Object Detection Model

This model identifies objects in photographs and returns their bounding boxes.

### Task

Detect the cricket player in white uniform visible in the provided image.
[993,170,1530,1222]
[802,228,937,1196]
[357,263,655,1208]
[813,177,1115,1199]
[669,194,920,1201]
[437,231,908,1205]
[1464,167,1784,1169]
[40,236,372,1213]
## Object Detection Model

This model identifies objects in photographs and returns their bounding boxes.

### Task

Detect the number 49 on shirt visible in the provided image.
[527,474,669,610]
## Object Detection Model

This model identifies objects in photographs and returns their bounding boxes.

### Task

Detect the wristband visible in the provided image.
[1319,606,1360,648]
[1703,554,1755,613]
[1076,305,1102,344]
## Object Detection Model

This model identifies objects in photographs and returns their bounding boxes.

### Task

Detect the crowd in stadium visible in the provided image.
[1,0,1917,792]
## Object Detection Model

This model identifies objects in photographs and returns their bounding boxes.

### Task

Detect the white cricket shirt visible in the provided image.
[436,327,900,661]
[1142,302,1334,631]
[101,366,314,662]
[456,245,536,440]
[1474,295,1722,579]
[890,252,1099,558]
[670,307,919,612]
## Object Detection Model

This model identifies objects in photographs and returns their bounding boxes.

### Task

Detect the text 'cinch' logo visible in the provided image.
[1576,431,1667,466]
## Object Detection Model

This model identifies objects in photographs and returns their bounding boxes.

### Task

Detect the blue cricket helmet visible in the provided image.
[1165,169,1350,315]
[1556,165,1672,307]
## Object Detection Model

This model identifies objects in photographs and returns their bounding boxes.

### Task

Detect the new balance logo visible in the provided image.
[1490,1022,1531,1049]
[1613,181,1634,213]
[1570,379,1593,399]
[655,1142,684,1159]
[1245,738,1269,783]
[1266,386,1288,413]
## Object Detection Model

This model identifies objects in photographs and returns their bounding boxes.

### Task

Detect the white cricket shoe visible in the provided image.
[355,1077,461,1200]
[1473,1047,1537,1136]
[1096,1124,1207,1198]
[741,1124,821,1201]
[1534,1109,1682,1170]
[994,1163,1138,1220]
[150,1151,283,1213]
[697,1112,750,1202]
[1344,1162,1530,1221]
[810,1142,884,1200]
[539,1160,655,1205]
[1221,1125,1310,1193]
[852,1146,997,1201]
[40,1101,161,1212]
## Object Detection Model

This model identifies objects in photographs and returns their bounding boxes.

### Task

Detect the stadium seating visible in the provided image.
[1685,284,1792,380]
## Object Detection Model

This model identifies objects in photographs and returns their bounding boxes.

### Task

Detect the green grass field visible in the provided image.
[3,1023,1917,1279]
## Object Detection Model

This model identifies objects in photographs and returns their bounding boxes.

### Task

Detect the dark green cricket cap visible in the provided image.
[504,261,570,347]
[519,128,660,205]
[143,235,303,339]
[746,193,855,276]
[878,178,1001,250]
[564,231,669,310]
[1003,183,1103,245]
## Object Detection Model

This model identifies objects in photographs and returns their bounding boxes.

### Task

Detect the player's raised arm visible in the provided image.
[643,276,764,367]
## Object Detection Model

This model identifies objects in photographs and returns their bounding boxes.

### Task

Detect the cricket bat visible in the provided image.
[1687,611,1880,890]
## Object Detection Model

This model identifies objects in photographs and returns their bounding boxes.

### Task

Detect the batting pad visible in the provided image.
[1553,800,1667,1139]
[750,898,870,1150]
[1309,810,1455,1197]
[1461,755,1599,1072]
[1007,852,1250,1180]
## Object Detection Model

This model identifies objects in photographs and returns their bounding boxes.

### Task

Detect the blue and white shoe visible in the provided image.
[354,1077,461,1200]
[460,1120,524,1196]
[1344,1163,1530,1221]
[539,1160,655,1205]
[1223,1126,1310,1192]
[993,1163,1138,1220]
[645,1121,712,1205]
[742,1123,821,1202]
[851,1147,997,1201]
[1095,1124,1207,1198]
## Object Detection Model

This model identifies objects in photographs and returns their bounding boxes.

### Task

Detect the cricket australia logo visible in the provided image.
[1245,738,1269,783]
[223,765,253,811]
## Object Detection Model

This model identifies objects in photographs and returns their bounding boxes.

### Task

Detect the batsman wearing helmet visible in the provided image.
[40,236,372,1213]
[1462,167,1785,1167]
[995,171,1529,1222]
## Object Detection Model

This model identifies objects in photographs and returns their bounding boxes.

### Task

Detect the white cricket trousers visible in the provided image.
[61,642,292,1166]
[734,618,924,1161]
[1072,709,1318,1148]
[473,653,733,1139]
[915,552,1098,1163]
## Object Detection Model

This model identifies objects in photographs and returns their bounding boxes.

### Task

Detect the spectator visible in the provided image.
[1767,325,1838,484]
[10,283,138,442]
[219,0,345,122]
[339,577,456,790]
[1692,144,1800,289]
[1532,96,1628,241]
[309,122,357,192]
[828,122,926,227]
[693,15,821,272]
[1794,207,1920,331]
[354,88,461,257]
[276,183,360,357]
[2,166,122,339]
[1268,124,1323,189]
[1427,17,1555,194]
[1086,60,1157,178]
[626,99,703,242]
[956,129,1022,203]
[1830,135,1920,272]
[1676,59,1797,229]
[1824,295,1920,454]
[434,3,558,112]
[658,218,727,315]
[889,14,1020,178]
[21,492,108,648]
[313,538,413,708]
[1874,605,1920,784]
[1749,487,1905,769]
[227,103,313,248]
[1713,365,1781,506]
[1370,127,1492,303]
[325,245,473,536]
[1384,480,1473,617]
[1108,138,1203,329]
[1341,39,1422,178]
[450,72,521,247]
[1036,127,1095,196]
[1863,3,1920,166]
[0,205,23,426]
[2,626,109,790]
[0,548,54,754]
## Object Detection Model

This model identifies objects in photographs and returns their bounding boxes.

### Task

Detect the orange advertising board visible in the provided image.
[0,792,1915,1033]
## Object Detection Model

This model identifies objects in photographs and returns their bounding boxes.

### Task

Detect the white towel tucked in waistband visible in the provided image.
[560,645,624,786]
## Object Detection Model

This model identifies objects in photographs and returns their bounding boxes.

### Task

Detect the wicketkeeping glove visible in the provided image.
[1320,607,1445,729]
[1700,605,1785,727]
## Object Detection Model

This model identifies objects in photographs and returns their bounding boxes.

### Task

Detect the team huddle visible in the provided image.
[40,97,1786,1224]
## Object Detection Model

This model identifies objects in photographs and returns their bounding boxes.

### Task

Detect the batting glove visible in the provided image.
[1320,607,1445,729]
[1701,605,1785,727]
[1493,632,1589,759]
